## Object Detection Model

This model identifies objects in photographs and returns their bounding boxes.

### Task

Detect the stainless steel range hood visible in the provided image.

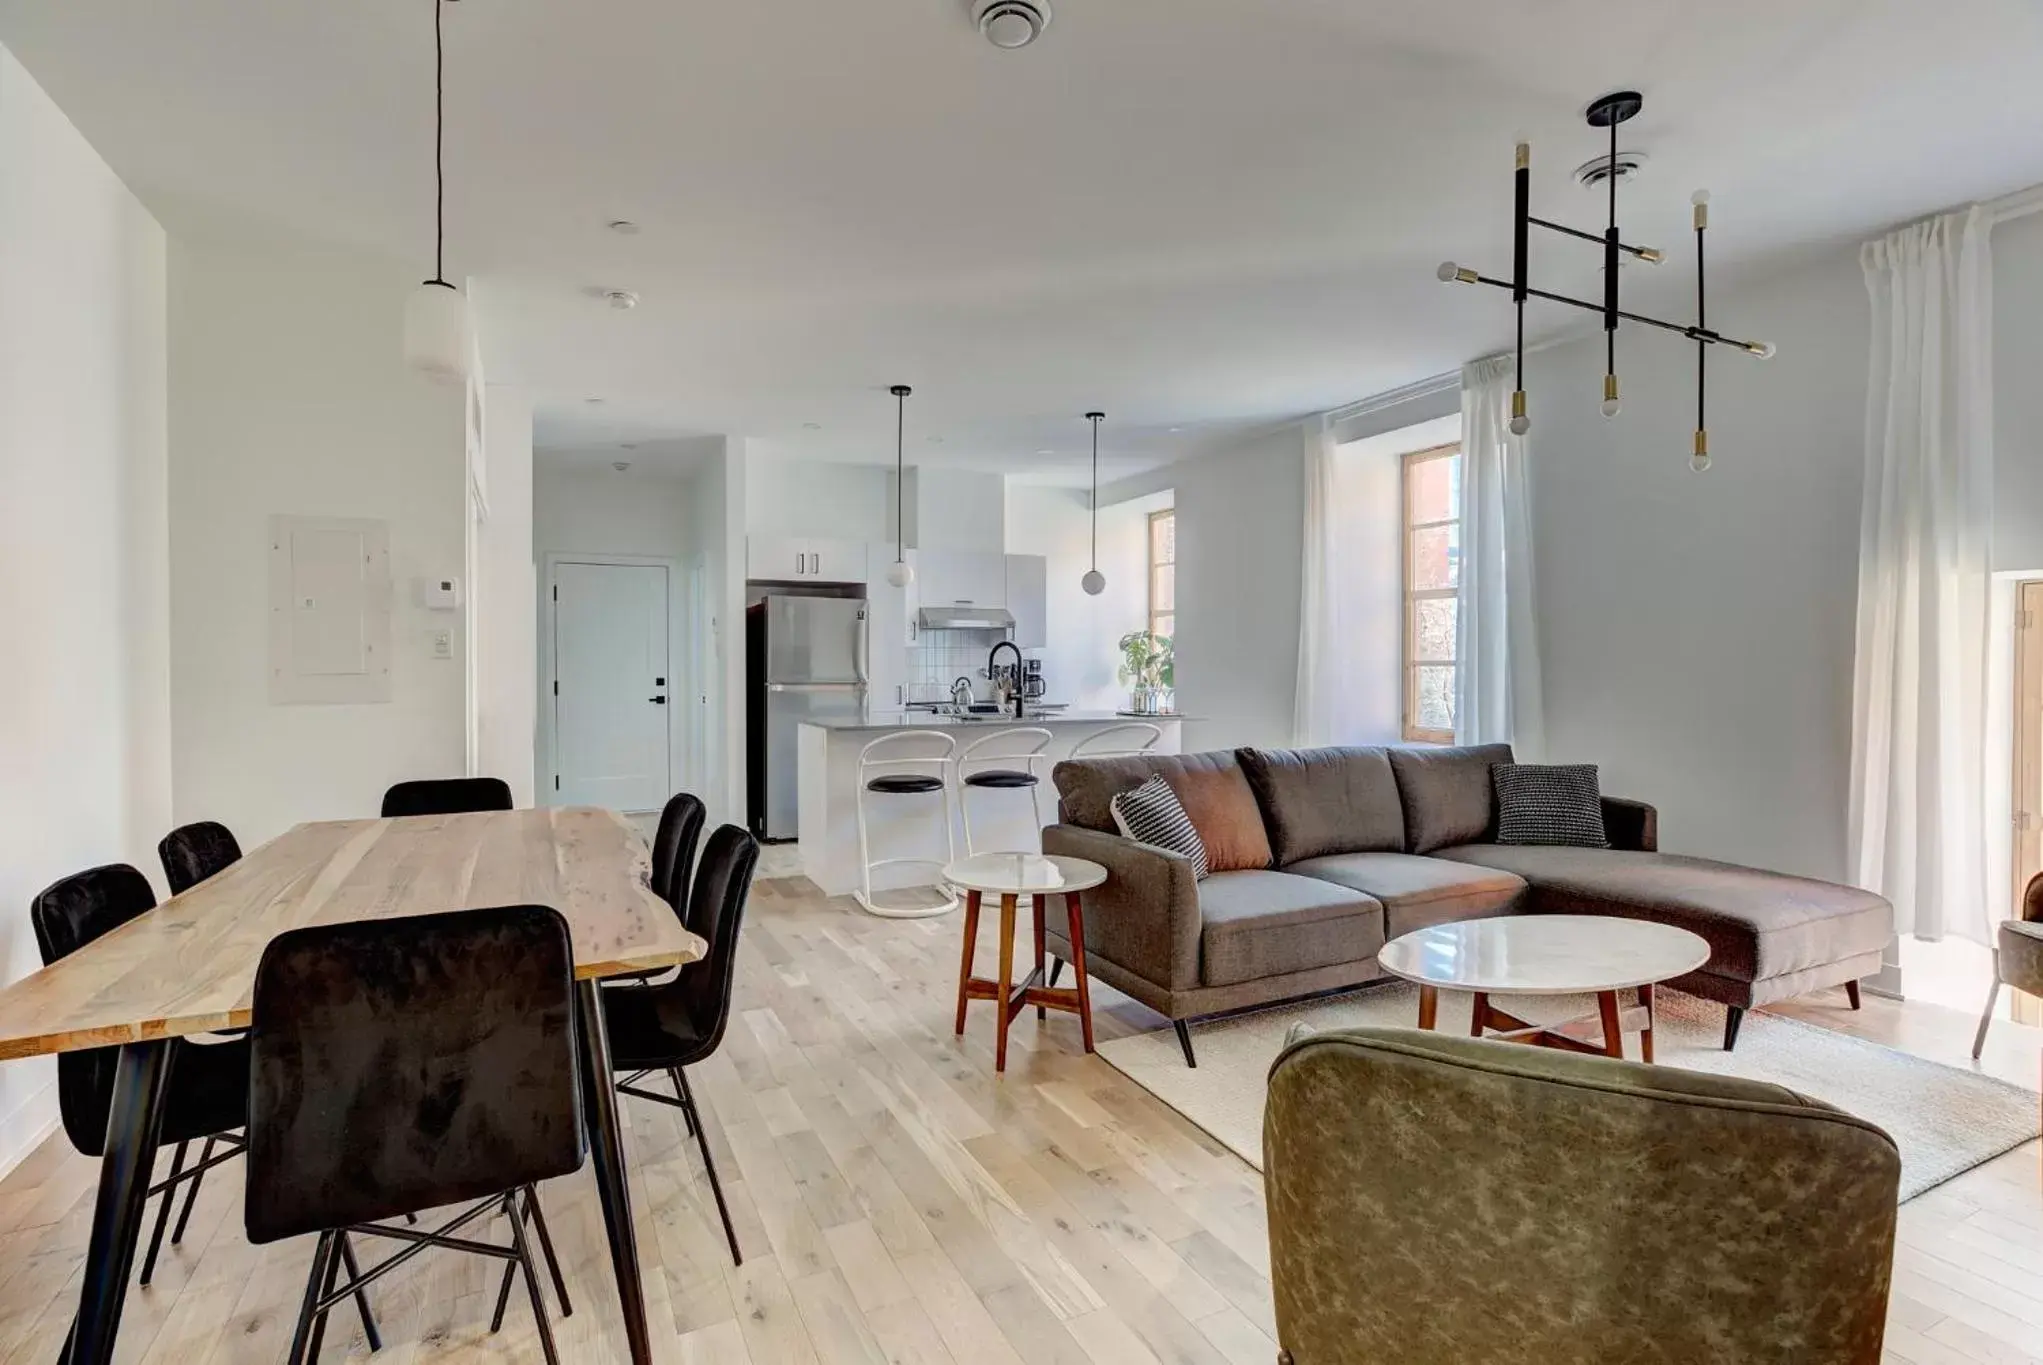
[918,605,1015,631]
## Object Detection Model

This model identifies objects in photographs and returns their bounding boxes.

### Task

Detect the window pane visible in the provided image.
[1410,522,1460,590]
[1152,512,1175,565]
[1152,613,1174,641]
[1414,596,1457,663]
[1408,453,1460,524]
[1152,564,1175,612]
[1415,665,1456,733]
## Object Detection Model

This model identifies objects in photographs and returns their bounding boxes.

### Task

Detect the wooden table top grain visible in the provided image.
[0,807,701,1062]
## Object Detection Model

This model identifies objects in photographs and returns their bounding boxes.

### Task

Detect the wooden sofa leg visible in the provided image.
[1722,1006,1745,1052]
[1174,1020,1197,1069]
[1844,979,1862,1010]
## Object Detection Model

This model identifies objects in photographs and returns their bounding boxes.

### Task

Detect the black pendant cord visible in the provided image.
[891,385,911,564]
[1696,204,1707,439]
[428,0,448,288]
[1087,414,1102,570]
[1512,144,1528,397]
[1603,114,1618,384]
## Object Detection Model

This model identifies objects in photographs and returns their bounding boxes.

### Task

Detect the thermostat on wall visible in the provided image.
[417,576,463,610]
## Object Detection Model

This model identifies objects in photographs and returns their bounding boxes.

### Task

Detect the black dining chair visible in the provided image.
[29,865,357,1326]
[650,792,707,912]
[157,821,242,896]
[602,824,758,1265]
[379,777,514,818]
[245,905,584,1365]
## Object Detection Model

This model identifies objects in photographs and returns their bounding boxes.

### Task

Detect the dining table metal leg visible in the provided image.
[573,979,653,1365]
[64,1039,173,1365]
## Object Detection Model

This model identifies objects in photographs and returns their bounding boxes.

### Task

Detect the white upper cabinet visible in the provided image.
[918,549,1007,608]
[747,536,868,584]
[1005,554,1047,649]
[864,546,915,704]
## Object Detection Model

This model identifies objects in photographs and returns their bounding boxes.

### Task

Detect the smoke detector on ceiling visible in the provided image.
[1575,150,1648,190]
[975,0,1050,49]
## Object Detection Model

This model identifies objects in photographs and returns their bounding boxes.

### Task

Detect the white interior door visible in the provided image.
[553,561,671,811]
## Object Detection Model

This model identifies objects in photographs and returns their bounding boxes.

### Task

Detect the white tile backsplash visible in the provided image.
[906,627,1008,702]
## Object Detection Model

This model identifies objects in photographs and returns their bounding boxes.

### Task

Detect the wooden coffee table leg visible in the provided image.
[1638,983,1655,1064]
[1417,985,1438,1031]
[1597,990,1625,1059]
[954,890,981,1037]
[1064,891,1096,1053]
[1033,894,1048,1021]
[995,893,1018,1073]
[1469,991,1489,1038]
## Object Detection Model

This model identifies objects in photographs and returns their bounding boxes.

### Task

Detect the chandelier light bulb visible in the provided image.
[1600,397,1621,419]
[1509,414,1531,437]
[1691,450,1712,473]
[1691,188,1711,207]
[885,559,914,588]
[1437,261,1460,282]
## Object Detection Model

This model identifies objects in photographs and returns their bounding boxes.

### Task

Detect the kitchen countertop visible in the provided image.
[801,711,1194,732]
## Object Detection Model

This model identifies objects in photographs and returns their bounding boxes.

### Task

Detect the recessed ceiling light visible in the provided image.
[1035,449,1054,456]
[975,0,1051,49]
[802,422,823,431]
[585,396,605,405]
[604,289,639,310]
[619,442,639,450]
[606,220,641,235]
[927,436,945,445]
[613,461,631,472]
[1168,426,1183,433]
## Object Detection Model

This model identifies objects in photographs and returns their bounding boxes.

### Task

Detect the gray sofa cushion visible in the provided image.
[1199,871,1385,988]
[1388,744,1515,853]
[1054,750,1244,834]
[1431,845,1894,984]
[1287,851,1527,938]
[1237,747,1406,862]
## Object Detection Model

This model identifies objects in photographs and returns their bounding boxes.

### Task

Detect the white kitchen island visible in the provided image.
[797,712,1185,898]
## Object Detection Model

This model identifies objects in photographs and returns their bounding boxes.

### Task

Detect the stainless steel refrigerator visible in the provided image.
[747,594,869,840]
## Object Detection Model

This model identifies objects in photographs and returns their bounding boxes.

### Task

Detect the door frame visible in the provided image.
[540,552,691,812]
[2012,580,2043,1023]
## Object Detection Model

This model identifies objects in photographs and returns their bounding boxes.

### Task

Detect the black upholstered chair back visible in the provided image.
[158,821,243,896]
[671,825,758,1062]
[379,777,514,818]
[244,905,584,1244]
[650,793,707,912]
[31,865,157,1155]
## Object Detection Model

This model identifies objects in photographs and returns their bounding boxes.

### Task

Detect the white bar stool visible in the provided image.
[1067,722,1165,761]
[854,730,961,919]
[955,727,1054,856]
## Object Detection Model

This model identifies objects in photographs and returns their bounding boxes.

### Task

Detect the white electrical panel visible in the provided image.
[268,515,393,704]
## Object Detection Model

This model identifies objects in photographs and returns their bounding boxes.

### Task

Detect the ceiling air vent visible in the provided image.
[975,0,1051,50]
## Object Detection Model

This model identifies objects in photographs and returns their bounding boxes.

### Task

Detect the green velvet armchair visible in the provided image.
[1264,1027,1900,1364]
[1974,871,2043,1058]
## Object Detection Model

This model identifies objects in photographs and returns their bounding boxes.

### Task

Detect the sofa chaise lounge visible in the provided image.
[1040,743,1892,1063]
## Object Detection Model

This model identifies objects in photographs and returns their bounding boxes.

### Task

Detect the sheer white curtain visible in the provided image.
[1849,205,1995,943]
[1293,416,1346,745]
[1454,356,1544,754]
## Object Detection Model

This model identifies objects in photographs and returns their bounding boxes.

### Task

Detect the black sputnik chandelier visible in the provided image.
[1437,91,1775,472]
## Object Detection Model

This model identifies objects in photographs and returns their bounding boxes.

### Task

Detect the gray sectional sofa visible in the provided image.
[1040,743,1893,1064]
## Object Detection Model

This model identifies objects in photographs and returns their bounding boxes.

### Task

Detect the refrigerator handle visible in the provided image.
[855,609,870,685]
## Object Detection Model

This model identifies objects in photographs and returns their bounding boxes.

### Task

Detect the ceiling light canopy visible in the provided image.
[402,0,468,383]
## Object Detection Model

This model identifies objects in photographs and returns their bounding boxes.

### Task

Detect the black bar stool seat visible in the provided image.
[867,773,945,794]
[962,769,1039,789]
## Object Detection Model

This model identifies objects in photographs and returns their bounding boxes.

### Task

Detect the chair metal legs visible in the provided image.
[493,1186,574,1327]
[616,1066,743,1265]
[137,1141,187,1287]
[1975,976,2003,1060]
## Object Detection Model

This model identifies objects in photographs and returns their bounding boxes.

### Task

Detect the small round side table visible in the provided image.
[943,853,1107,1073]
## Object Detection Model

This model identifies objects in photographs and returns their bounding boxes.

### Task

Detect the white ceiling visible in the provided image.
[7,0,2043,482]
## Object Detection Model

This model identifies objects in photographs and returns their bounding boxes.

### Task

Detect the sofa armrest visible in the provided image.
[1041,824,1202,993]
[2022,871,2043,922]
[1602,797,1658,852]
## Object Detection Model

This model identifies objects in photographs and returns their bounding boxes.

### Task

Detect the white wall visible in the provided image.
[0,42,170,1171]
[168,231,466,845]
[906,465,1006,551]
[1004,484,1159,709]
[475,384,536,805]
[1116,425,1309,751]
[1994,210,2043,573]
[695,440,749,826]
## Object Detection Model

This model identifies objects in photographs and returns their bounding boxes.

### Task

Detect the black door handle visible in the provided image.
[648,696,667,705]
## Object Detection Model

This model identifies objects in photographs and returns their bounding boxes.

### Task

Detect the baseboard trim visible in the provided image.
[0,1079,60,1182]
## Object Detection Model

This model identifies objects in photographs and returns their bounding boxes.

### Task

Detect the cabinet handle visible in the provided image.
[795,551,805,575]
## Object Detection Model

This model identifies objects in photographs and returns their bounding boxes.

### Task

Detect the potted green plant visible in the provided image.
[1117,631,1175,713]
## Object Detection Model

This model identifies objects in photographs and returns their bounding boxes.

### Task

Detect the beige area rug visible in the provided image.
[1097,982,2040,1202]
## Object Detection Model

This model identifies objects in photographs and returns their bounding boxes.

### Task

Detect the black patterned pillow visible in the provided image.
[1110,776,1210,878]
[1492,763,1609,848]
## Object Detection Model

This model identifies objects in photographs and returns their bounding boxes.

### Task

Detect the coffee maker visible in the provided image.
[1021,658,1047,699]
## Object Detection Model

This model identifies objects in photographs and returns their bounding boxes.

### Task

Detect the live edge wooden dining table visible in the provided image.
[0,807,703,1365]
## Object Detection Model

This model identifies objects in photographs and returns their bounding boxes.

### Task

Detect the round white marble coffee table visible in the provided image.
[1378,915,1711,1062]
[943,853,1108,1073]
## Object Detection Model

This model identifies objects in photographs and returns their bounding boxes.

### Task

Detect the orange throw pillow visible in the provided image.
[1163,766,1274,872]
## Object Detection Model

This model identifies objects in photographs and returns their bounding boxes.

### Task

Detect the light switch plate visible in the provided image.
[431,628,453,659]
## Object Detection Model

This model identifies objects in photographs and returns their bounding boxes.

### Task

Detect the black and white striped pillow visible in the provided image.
[1110,776,1210,878]
[1492,763,1609,848]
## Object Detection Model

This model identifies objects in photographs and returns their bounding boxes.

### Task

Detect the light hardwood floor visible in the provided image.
[0,874,2037,1363]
